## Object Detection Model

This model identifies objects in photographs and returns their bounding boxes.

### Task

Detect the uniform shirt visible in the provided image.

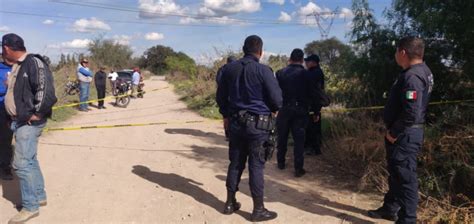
[276,64,311,109]
[216,63,232,85]
[5,53,28,116]
[306,65,326,113]
[0,62,12,107]
[384,62,434,137]
[132,71,140,85]
[216,54,282,118]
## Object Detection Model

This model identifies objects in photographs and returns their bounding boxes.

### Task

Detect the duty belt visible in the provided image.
[409,124,424,128]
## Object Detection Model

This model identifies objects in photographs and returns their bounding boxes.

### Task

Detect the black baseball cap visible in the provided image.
[304,54,320,63]
[1,33,26,51]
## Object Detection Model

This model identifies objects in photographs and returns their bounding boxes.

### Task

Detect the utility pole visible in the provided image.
[306,7,344,40]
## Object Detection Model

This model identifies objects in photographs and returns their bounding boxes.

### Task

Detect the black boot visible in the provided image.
[223,191,241,215]
[250,197,277,222]
[367,207,398,221]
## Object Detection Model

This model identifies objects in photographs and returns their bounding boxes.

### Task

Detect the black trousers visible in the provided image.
[226,118,269,199]
[0,107,13,169]
[276,107,308,170]
[382,128,423,224]
[96,85,106,107]
[305,113,322,153]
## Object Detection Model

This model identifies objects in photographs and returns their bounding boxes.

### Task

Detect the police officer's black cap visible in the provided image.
[304,54,320,63]
[1,33,26,51]
[227,56,236,63]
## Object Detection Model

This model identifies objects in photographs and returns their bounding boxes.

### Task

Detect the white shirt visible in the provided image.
[108,72,118,81]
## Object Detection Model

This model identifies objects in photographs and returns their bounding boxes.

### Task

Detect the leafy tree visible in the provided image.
[139,45,176,75]
[165,53,197,78]
[348,0,400,106]
[388,0,474,100]
[267,54,288,72]
[88,37,133,70]
[304,37,355,78]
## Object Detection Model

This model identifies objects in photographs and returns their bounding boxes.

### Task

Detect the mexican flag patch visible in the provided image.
[406,90,417,100]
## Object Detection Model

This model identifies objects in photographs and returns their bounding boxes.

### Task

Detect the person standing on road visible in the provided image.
[77,58,92,111]
[216,56,237,141]
[2,33,57,224]
[108,69,118,96]
[0,59,13,180]
[94,67,107,109]
[304,54,325,156]
[216,35,282,222]
[131,67,140,98]
[216,56,236,84]
[276,48,319,178]
[368,36,434,223]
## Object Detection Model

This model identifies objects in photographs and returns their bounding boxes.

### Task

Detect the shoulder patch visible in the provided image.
[406,90,417,100]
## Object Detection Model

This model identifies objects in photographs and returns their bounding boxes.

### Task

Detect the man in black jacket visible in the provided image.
[276,49,314,177]
[94,67,107,109]
[2,33,57,224]
[304,54,325,155]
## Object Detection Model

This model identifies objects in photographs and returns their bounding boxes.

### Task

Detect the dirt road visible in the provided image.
[0,77,389,223]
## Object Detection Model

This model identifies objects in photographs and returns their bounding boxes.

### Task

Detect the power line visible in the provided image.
[305,7,354,40]
[0,10,225,28]
[49,0,354,26]
[0,9,352,28]
[50,0,295,25]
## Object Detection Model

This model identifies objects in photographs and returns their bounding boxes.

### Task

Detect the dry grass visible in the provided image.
[322,108,473,223]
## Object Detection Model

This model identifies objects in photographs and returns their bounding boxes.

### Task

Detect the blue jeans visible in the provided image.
[11,121,47,212]
[79,81,90,110]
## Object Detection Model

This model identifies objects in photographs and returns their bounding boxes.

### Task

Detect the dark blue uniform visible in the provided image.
[275,64,311,171]
[305,66,325,154]
[216,54,282,199]
[382,62,434,223]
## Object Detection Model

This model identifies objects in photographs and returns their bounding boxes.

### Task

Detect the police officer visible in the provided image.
[368,36,434,223]
[216,56,236,85]
[304,54,325,155]
[275,48,313,177]
[216,56,237,140]
[216,35,282,222]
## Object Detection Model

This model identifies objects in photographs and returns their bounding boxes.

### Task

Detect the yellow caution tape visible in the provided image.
[52,86,169,110]
[321,99,474,113]
[46,99,473,132]
[44,119,218,132]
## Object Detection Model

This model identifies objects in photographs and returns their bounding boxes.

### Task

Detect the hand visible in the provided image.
[385,131,397,144]
[313,115,320,122]
[27,114,41,125]
[223,118,229,131]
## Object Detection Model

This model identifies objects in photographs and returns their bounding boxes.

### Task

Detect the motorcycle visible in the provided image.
[115,80,132,108]
[64,80,80,96]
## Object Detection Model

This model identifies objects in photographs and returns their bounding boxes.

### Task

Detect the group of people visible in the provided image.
[75,59,143,111]
[0,32,433,224]
[216,35,433,223]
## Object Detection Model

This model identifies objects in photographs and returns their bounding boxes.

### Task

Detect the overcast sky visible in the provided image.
[0,0,391,64]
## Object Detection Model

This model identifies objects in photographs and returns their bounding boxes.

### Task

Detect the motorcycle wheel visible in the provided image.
[115,96,130,108]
